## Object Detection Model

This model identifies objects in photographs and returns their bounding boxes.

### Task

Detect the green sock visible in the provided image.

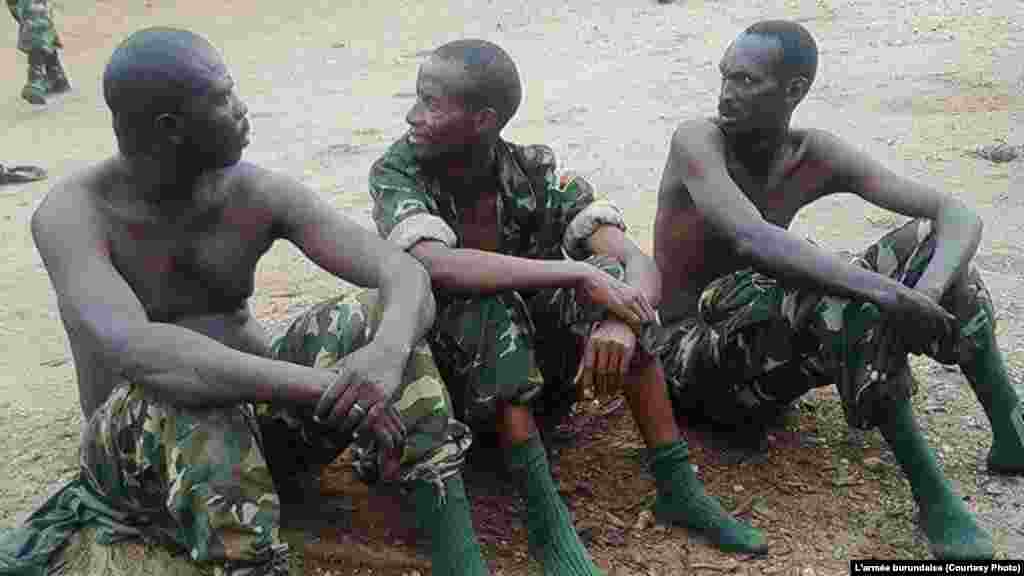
[650,440,768,554]
[879,398,994,559]
[960,326,1024,473]
[507,435,604,576]
[411,475,490,576]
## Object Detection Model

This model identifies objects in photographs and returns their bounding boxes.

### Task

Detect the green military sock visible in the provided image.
[960,327,1024,474]
[650,441,768,554]
[507,435,604,576]
[879,398,994,559]
[411,474,490,576]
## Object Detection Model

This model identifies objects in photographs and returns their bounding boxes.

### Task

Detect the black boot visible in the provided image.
[45,51,71,94]
[21,50,47,105]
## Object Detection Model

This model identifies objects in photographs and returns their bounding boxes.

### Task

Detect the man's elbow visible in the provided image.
[942,197,983,241]
[731,224,764,263]
[86,318,150,376]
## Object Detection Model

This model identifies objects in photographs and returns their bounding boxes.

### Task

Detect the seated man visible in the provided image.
[369,39,767,576]
[15,27,473,576]
[653,20,1024,560]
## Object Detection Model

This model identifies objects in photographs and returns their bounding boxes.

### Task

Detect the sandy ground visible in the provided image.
[1,0,1023,573]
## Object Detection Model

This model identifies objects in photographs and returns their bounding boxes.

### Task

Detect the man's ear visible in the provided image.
[785,76,810,105]
[153,113,185,146]
[474,107,500,136]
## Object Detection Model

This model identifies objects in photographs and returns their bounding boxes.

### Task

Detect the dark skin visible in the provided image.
[655,32,978,353]
[403,55,678,447]
[32,46,434,454]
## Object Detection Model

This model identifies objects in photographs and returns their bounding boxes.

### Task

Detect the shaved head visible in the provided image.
[431,39,522,130]
[742,20,818,87]
[104,27,224,120]
[103,27,249,169]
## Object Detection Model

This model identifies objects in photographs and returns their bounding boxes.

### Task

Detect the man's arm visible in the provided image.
[370,153,654,326]
[821,131,983,301]
[410,241,591,294]
[586,226,661,308]
[31,183,333,409]
[668,120,922,310]
[258,167,434,357]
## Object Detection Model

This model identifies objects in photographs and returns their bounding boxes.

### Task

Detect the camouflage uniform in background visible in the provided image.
[8,0,70,104]
[654,218,996,430]
[370,137,636,431]
[78,291,470,574]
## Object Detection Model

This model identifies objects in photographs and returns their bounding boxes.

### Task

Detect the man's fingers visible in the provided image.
[335,384,368,431]
[315,367,350,424]
[315,364,348,420]
[355,403,393,451]
[619,344,634,376]
[390,405,408,439]
[632,294,656,324]
[576,339,596,391]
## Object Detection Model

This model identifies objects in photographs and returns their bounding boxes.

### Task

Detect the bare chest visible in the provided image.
[727,154,837,228]
[108,206,275,322]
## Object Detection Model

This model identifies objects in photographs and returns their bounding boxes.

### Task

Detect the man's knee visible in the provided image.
[272,290,380,367]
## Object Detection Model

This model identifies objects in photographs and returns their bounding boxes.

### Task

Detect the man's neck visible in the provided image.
[113,154,217,219]
[729,120,791,176]
[435,139,499,192]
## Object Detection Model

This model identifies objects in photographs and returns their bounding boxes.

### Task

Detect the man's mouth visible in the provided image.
[718,109,740,122]
[408,132,431,145]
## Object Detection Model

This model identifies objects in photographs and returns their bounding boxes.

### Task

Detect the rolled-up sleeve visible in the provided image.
[369,158,457,252]
[550,172,627,260]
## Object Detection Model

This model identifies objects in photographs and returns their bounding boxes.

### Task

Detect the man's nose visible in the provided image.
[405,102,422,127]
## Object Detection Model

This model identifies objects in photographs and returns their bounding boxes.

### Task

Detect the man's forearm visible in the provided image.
[740,224,905,307]
[912,202,983,300]
[112,323,331,408]
[371,251,436,355]
[622,250,663,308]
[413,244,589,295]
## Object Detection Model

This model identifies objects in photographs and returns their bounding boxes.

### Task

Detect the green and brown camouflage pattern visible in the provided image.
[9,0,62,54]
[369,137,629,426]
[79,291,469,571]
[656,218,995,429]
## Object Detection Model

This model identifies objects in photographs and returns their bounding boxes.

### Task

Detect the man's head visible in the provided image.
[103,27,250,169]
[405,39,522,160]
[717,20,818,134]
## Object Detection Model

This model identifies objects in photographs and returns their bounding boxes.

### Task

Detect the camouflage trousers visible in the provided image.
[655,219,996,430]
[79,291,470,569]
[429,254,628,429]
[9,0,62,54]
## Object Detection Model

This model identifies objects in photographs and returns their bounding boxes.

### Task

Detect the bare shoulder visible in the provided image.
[659,119,727,206]
[670,118,726,154]
[31,160,114,254]
[226,161,310,229]
[800,128,862,166]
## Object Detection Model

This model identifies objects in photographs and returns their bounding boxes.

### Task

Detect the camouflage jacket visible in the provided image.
[369,136,625,263]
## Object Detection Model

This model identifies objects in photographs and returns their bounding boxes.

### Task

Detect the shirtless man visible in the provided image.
[25,28,476,576]
[369,39,767,575]
[653,20,1024,559]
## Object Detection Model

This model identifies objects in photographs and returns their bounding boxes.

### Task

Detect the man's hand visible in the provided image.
[578,265,657,329]
[883,283,956,355]
[574,318,637,400]
[314,343,408,451]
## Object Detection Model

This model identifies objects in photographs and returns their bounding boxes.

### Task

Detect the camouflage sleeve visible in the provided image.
[559,173,627,260]
[369,155,457,251]
[7,0,19,21]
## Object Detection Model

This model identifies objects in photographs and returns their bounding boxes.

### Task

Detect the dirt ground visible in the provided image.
[2,0,1023,574]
